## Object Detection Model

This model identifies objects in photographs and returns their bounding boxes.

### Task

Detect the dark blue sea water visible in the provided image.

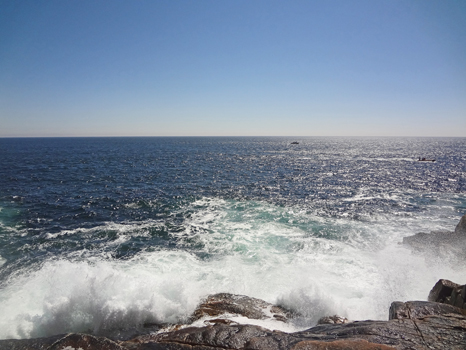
[0,137,465,339]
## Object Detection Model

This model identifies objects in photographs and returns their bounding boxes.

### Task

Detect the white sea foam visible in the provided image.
[43,220,163,240]
[0,197,464,340]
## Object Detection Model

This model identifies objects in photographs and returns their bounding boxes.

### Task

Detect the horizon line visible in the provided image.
[1,135,465,139]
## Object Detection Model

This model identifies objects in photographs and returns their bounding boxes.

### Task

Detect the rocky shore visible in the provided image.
[1,215,465,350]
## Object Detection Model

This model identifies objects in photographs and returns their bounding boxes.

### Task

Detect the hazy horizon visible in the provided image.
[1,0,465,137]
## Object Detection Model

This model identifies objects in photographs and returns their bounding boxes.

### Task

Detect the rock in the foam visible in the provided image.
[402,213,466,259]
[191,293,294,323]
[455,213,466,235]
[317,315,350,325]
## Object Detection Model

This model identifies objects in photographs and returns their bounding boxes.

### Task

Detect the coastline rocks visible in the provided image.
[135,311,466,350]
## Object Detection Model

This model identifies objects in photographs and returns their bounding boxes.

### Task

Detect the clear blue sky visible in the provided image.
[1,0,465,137]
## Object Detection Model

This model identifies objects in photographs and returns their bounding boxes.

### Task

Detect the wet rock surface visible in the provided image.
[191,293,294,324]
[389,300,466,320]
[317,315,350,325]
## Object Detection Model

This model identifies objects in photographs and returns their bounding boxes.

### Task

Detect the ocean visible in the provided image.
[0,136,465,340]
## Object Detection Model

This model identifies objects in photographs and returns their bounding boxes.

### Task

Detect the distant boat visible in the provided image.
[417,157,435,162]
[290,141,299,145]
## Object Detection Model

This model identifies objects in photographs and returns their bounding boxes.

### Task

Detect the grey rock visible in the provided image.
[130,313,466,350]
[455,214,466,235]
[47,333,124,350]
[402,214,466,260]
[428,279,466,309]
[389,300,466,320]
[3,311,466,350]
[428,279,461,302]
[317,315,350,325]
[191,293,294,323]
[0,333,123,350]
[0,334,64,350]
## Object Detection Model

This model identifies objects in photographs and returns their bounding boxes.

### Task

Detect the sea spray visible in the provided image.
[1,198,465,339]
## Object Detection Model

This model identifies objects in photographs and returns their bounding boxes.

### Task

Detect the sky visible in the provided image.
[1,0,465,137]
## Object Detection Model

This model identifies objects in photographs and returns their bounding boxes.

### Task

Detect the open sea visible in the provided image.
[0,136,465,340]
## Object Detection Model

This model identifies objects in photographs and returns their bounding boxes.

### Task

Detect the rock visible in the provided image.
[127,313,466,350]
[428,279,461,302]
[455,214,466,235]
[389,300,466,320]
[47,333,124,350]
[3,311,466,350]
[293,315,466,350]
[191,293,293,323]
[0,334,64,350]
[135,324,273,349]
[402,214,466,260]
[428,279,466,309]
[0,333,123,350]
[290,339,395,349]
[317,315,350,325]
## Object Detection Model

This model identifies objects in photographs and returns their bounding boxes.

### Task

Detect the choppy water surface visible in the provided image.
[0,137,465,339]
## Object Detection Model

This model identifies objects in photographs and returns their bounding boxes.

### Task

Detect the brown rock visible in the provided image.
[389,300,466,320]
[48,333,124,350]
[2,312,466,350]
[290,339,395,350]
[428,279,461,302]
[317,315,349,325]
[143,324,273,349]
[294,315,466,350]
[191,293,293,323]
[0,334,64,350]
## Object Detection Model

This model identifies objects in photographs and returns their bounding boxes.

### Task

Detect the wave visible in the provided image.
[1,197,465,339]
